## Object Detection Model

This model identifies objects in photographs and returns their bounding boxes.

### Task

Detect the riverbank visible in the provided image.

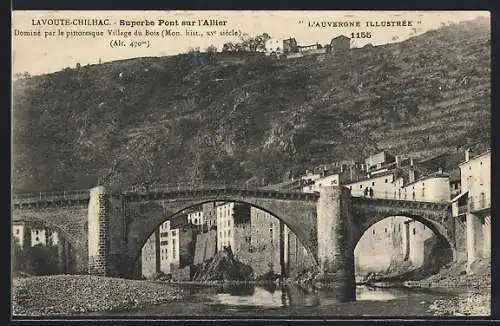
[405,259,491,316]
[12,275,185,316]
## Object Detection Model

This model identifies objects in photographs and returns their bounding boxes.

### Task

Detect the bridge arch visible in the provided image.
[11,214,87,274]
[126,198,319,277]
[352,212,456,267]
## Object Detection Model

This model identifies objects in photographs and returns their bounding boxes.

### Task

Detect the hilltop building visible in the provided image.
[330,35,351,53]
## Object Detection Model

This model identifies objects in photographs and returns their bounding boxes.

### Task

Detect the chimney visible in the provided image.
[409,169,416,183]
[395,155,400,166]
[438,167,443,174]
[410,157,414,166]
[465,148,471,162]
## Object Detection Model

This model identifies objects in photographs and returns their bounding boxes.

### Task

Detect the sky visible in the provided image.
[12,10,489,76]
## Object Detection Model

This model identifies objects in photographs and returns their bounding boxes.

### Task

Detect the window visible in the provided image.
[398,224,401,232]
[372,229,375,235]
[16,229,19,235]
[35,230,39,235]
[385,179,388,183]
[413,228,416,235]
[36,237,39,242]
[385,228,387,233]
[228,230,231,236]
[172,230,176,236]
[372,182,375,186]
[360,185,363,189]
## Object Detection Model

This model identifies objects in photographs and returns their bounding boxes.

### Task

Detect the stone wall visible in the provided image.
[454,215,467,262]
[178,226,197,268]
[193,230,217,265]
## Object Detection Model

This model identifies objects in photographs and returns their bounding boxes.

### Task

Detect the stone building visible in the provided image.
[235,207,315,278]
[355,216,437,275]
[400,171,451,203]
[141,219,196,279]
[12,222,29,249]
[453,148,491,269]
[187,209,204,226]
[12,220,72,274]
[12,220,59,248]
[202,202,217,230]
[330,35,351,54]
[355,216,405,273]
[283,38,299,54]
[141,229,160,279]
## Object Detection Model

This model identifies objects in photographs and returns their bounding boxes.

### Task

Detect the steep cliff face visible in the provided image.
[12,17,490,192]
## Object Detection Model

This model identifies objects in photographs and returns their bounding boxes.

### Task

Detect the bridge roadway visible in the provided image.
[12,185,319,208]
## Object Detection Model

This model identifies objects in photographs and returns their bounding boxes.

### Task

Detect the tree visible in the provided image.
[12,238,24,274]
[240,33,271,52]
[23,244,59,275]
[221,33,271,53]
[206,45,217,53]
[222,42,236,52]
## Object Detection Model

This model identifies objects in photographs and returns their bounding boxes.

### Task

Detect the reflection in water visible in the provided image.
[356,285,398,301]
[204,283,440,308]
[80,283,461,317]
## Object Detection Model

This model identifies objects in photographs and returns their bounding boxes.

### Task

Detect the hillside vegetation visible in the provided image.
[12,17,490,192]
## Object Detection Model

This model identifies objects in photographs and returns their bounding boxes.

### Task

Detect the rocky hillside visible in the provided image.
[12,17,490,192]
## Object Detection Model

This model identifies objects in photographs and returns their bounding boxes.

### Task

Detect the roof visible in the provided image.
[343,169,398,185]
[458,149,491,166]
[404,172,450,188]
[332,35,350,40]
[450,190,468,203]
[419,151,466,172]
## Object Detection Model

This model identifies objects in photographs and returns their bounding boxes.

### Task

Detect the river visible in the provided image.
[82,283,469,317]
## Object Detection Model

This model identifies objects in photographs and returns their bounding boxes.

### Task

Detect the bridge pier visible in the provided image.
[88,186,110,276]
[466,212,485,273]
[316,186,356,302]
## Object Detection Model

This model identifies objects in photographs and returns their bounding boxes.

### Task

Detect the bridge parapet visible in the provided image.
[13,190,90,208]
[352,196,450,211]
[122,187,319,202]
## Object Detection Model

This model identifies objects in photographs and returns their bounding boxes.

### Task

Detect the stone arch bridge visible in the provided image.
[13,185,453,301]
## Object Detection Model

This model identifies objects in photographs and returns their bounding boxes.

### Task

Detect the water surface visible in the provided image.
[83,283,465,317]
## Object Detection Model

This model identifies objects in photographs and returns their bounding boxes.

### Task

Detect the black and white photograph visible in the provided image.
[11,10,491,318]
